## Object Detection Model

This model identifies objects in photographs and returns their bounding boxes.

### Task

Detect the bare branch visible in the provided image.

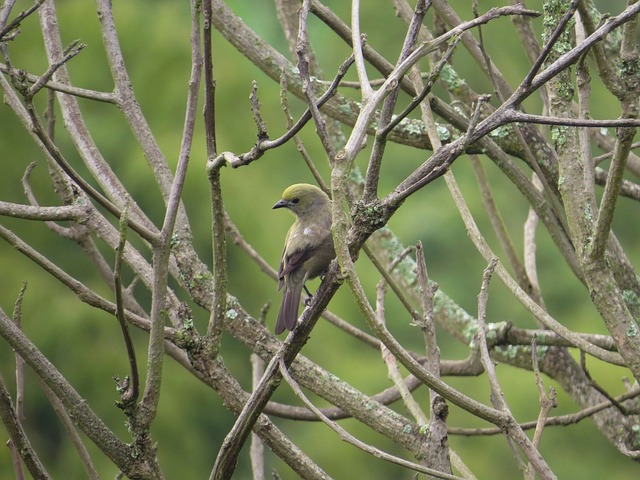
[279,359,464,480]
[113,204,140,407]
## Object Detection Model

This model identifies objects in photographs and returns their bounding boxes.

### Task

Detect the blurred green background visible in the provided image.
[0,0,639,478]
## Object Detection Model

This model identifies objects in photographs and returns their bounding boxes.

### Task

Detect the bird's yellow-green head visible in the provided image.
[273,183,330,217]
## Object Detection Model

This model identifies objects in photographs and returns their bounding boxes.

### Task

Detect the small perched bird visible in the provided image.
[273,183,335,334]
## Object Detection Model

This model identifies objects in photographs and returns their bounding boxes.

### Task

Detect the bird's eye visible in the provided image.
[291,197,300,204]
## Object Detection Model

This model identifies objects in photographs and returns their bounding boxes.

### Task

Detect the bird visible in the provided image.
[273,183,335,334]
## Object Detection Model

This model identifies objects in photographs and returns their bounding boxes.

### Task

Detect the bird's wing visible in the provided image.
[278,242,316,290]
[277,249,287,291]
[281,247,316,279]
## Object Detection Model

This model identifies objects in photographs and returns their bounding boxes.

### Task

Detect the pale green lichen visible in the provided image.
[489,125,512,140]
[622,290,639,309]
[226,308,238,320]
[584,203,593,222]
[550,125,569,147]
[439,63,466,93]
[436,124,451,141]
[399,118,426,137]
[326,372,340,382]
[348,166,365,185]
[463,321,479,344]
[495,344,521,360]
[378,226,418,287]
[627,320,638,338]
[179,317,194,332]
[337,101,356,116]
[631,424,640,449]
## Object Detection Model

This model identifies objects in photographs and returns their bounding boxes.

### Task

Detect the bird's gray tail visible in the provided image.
[275,280,303,334]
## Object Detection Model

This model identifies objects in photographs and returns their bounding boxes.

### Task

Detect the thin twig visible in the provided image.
[0,63,115,102]
[505,110,640,127]
[9,283,28,480]
[203,0,226,351]
[0,0,44,40]
[113,204,140,405]
[530,339,557,450]
[279,73,330,192]
[469,155,530,291]
[448,386,640,435]
[415,240,457,475]
[351,0,372,99]
[29,40,86,98]
[476,259,532,477]
[250,308,267,480]
[206,161,227,349]
[296,0,336,161]
[523,173,545,307]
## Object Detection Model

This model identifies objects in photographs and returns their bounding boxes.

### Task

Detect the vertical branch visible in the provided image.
[250,306,267,480]
[11,283,27,424]
[203,0,227,350]
[206,162,227,349]
[417,242,470,477]
[469,155,530,291]
[415,242,439,374]
[548,0,640,381]
[376,280,428,425]
[530,340,557,450]
[351,0,372,99]
[139,0,204,430]
[523,174,545,307]
[9,283,28,480]
[137,241,170,435]
[203,0,217,157]
[114,204,140,406]
[590,0,639,261]
[476,260,509,412]
[475,260,528,478]
[574,19,595,199]
[297,0,336,161]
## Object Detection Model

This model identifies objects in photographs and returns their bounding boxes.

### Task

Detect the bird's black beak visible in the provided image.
[273,199,287,210]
